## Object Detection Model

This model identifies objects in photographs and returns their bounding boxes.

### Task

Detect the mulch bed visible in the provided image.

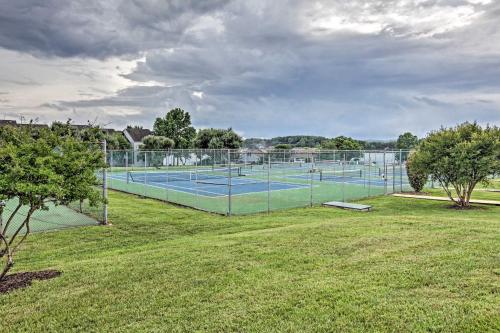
[0,270,61,294]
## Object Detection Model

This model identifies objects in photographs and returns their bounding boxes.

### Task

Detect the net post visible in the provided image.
[101,140,108,225]
[228,149,232,216]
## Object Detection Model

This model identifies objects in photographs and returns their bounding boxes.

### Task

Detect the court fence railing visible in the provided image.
[104,148,413,216]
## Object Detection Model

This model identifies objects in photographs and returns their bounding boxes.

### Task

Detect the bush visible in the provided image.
[406,152,428,192]
[411,122,500,207]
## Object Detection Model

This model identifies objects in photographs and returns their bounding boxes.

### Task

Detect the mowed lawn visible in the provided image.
[1,191,499,332]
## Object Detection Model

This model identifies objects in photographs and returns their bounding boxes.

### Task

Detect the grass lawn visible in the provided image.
[1,191,499,332]
[424,179,500,202]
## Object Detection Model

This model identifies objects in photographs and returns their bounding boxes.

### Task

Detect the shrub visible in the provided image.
[405,152,428,192]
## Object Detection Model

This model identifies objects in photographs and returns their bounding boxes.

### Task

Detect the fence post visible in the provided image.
[310,151,313,207]
[399,149,403,192]
[383,149,387,195]
[101,140,108,225]
[342,152,346,202]
[144,151,147,197]
[267,152,271,214]
[228,149,232,216]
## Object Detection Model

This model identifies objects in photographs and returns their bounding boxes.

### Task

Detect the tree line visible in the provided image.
[141,108,243,150]
[243,132,420,150]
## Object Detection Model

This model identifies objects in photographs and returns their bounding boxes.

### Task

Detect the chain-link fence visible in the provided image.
[1,142,107,235]
[106,149,412,215]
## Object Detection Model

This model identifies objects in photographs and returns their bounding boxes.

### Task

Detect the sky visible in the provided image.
[0,0,499,140]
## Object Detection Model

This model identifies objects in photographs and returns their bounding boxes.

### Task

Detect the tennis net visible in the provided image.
[128,167,241,183]
[319,169,362,181]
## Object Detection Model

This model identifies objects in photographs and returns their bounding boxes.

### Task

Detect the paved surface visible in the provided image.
[393,193,500,206]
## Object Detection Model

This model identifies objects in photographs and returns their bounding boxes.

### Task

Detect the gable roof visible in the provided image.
[124,127,152,142]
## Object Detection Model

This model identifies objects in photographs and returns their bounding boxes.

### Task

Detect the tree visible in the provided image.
[194,128,243,149]
[141,135,175,150]
[397,132,419,149]
[0,127,105,281]
[321,136,362,150]
[153,108,196,149]
[411,122,500,207]
[274,144,292,150]
[406,152,428,192]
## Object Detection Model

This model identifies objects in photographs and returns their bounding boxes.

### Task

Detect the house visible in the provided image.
[0,119,49,129]
[123,127,152,151]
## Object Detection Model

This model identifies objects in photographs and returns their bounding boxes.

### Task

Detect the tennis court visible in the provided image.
[109,169,310,197]
[105,149,413,215]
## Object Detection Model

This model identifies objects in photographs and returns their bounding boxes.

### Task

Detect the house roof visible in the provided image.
[0,120,49,128]
[0,120,17,126]
[124,127,152,142]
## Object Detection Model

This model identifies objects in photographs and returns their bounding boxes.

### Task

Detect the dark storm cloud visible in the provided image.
[1,0,499,138]
[0,0,230,58]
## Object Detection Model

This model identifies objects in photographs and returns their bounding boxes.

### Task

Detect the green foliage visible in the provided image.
[321,136,362,150]
[405,152,428,192]
[50,120,130,150]
[194,128,243,149]
[397,132,419,149]
[141,135,175,150]
[412,122,500,207]
[273,144,292,150]
[153,108,196,149]
[0,126,105,280]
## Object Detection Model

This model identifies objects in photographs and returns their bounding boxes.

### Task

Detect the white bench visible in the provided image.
[322,201,372,211]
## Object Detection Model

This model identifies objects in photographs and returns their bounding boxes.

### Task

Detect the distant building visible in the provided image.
[123,127,152,150]
[0,119,49,129]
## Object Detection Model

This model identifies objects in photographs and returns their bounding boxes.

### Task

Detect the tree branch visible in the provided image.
[1,202,22,236]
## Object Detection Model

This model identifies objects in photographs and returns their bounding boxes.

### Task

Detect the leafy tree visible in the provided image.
[321,136,362,150]
[105,132,131,150]
[141,135,175,150]
[406,152,428,192]
[153,108,196,149]
[411,122,500,207]
[50,120,130,150]
[397,132,419,149]
[0,127,105,280]
[274,144,292,150]
[194,128,243,149]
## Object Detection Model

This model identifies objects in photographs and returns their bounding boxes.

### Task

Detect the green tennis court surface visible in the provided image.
[2,198,100,236]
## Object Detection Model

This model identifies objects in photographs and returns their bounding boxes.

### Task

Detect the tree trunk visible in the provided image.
[0,234,12,281]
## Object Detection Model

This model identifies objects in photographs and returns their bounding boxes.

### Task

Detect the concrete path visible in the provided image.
[392,193,500,206]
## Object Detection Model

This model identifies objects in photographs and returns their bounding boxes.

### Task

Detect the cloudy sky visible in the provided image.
[0,0,499,139]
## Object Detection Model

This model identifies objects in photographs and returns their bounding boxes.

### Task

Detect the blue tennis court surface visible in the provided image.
[109,172,309,197]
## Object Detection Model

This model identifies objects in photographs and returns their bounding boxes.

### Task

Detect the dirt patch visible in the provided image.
[0,270,61,294]
[446,205,486,211]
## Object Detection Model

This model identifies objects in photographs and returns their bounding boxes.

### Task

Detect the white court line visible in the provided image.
[108,175,313,198]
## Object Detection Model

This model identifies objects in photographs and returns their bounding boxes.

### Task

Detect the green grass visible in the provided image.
[424,179,500,202]
[1,191,499,332]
